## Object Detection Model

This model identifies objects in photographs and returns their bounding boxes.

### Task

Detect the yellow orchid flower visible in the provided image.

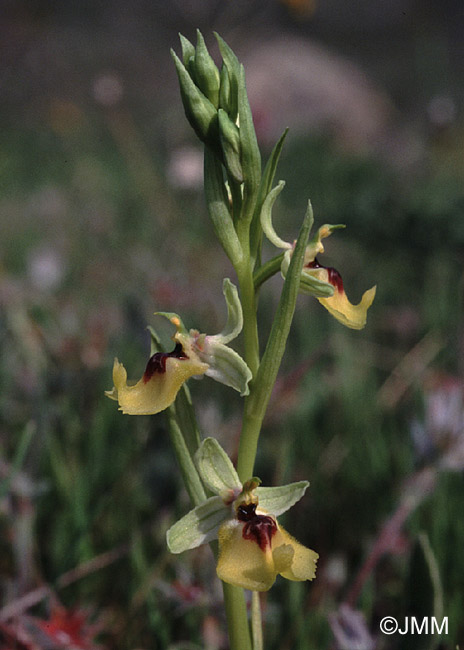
[260,182,376,330]
[167,438,318,592]
[105,321,209,416]
[216,500,318,592]
[106,280,252,415]
[298,225,376,330]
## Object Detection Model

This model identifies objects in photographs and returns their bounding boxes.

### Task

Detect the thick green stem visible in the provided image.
[222,583,252,650]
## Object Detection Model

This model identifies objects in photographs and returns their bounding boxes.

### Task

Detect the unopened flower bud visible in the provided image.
[218,108,243,183]
[171,49,219,149]
[193,30,220,108]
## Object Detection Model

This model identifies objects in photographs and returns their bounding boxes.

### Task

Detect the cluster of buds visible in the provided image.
[171,31,253,187]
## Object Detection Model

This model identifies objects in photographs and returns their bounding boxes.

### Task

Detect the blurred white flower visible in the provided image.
[27,247,64,291]
[168,146,203,189]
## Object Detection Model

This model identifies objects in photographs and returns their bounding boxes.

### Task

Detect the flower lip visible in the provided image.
[306,258,344,293]
[143,342,188,383]
[237,503,277,551]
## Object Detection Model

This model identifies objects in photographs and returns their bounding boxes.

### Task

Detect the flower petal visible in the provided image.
[317,284,376,330]
[106,345,208,415]
[274,526,318,581]
[216,520,278,591]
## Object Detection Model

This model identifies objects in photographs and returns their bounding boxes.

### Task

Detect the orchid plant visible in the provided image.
[106,30,375,649]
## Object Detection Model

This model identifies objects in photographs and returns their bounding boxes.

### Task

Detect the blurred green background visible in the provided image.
[1,1,464,648]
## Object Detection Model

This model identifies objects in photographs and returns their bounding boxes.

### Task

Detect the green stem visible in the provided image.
[251,591,263,650]
[253,252,285,291]
[237,205,313,481]
[166,407,206,507]
[237,263,260,379]
[222,583,252,650]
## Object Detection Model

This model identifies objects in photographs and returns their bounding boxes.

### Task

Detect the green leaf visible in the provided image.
[204,147,244,266]
[249,203,313,423]
[166,495,229,553]
[256,481,309,516]
[298,270,335,297]
[195,437,241,495]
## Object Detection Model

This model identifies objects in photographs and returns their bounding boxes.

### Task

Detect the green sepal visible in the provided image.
[218,108,243,183]
[256,480,309,516]
[166,495,230,553]
[204,147,243,266]
[260,181,291,250]
[203,340,252,396]
[250,128,289,261]
[171,49,219,149]
[193,30,220,108]
[215,33,240,121]
[195,437,241,496]
[213,278,244,344]
[179,33,195,66]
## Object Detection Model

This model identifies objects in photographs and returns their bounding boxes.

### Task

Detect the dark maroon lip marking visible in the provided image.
[306,258,344,293]
[237,503,277,551]
[143,342,188,383]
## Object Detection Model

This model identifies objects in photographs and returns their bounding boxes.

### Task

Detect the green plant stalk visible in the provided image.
[223,583,253,650]
[253,252,285,291]
[237,205,313,481]
[251,591,263,650]
[166,407,206,507]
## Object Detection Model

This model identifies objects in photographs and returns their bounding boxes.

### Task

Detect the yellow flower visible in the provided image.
[304,257,376,330]
[106,321,209,415]
[282,224,376,330]
[106,280,252,415]
[260,183,376,330]
[216,501,318,592]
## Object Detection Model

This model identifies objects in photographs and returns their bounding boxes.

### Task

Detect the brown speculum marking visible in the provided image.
[237,503,277,551]
[143,343,188,383]
[306,258,344,293]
